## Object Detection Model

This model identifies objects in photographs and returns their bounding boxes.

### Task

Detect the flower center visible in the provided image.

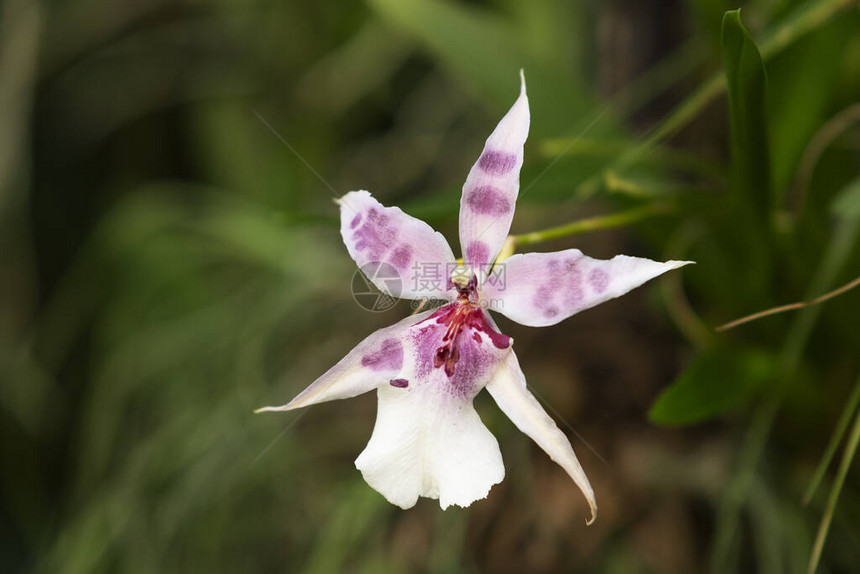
[423,289,511,378]
[449,265,473,290]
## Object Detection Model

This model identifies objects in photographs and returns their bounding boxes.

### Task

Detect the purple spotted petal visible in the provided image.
[483,249,693,327]
[340,190,456,301]
[255,310,434,413]
[459,73,529,276]
[486,351,596,524]
[355,302,513,509]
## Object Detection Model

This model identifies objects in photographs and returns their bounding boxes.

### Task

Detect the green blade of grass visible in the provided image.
[803,376,860,505]
[807,387,860,574]
[721,9,772,218]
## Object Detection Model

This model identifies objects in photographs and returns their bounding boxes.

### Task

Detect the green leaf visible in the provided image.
[721,9,772,218]
[767,18,854,192]
[649,347,775,426]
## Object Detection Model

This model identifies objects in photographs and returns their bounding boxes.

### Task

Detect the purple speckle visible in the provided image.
[349,213,362,229]
[562,258,585,307]
[531,280,559,319]
[589,268,609,294]
[466,186,511,216]
[531,267,583,320]
[361,338,403,371]
[412,323,442,379]
[533,284,553,309]
[389,244,412,270]
[389,378,409,388]
[478,150,517,175]
[565,257,582,273]
[353,208,396,260]
[465,241,490,267]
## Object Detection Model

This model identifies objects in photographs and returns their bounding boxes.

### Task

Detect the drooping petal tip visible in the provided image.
[485,351,598,525]
[253,405,281,414]
[585,497,597,526]
[253,395,306,413]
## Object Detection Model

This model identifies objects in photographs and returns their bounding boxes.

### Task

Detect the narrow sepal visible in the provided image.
[486,351,597,524]
[459,73,529,277]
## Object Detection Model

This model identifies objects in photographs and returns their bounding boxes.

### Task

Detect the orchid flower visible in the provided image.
[258,73,691,524]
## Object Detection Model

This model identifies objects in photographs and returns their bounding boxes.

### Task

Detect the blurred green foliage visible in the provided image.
[2,0,860,573]
[648,346,775,426]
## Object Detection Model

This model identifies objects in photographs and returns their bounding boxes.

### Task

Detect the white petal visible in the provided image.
[355,383,504,509]
[340,190,456,301]
[486,351,597,524]
[483,248,693,327]
[355,304,512,509]
[255,310,434,412]
[459,72,529,277]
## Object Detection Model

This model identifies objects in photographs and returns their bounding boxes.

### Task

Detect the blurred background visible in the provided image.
[2,0,860,572]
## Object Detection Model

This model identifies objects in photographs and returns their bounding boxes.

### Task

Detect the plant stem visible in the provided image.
[510,203,673,248]
[803,376,860,504]
[716,273,860,332]
[712,394,781,574]
[808,390,860,574]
